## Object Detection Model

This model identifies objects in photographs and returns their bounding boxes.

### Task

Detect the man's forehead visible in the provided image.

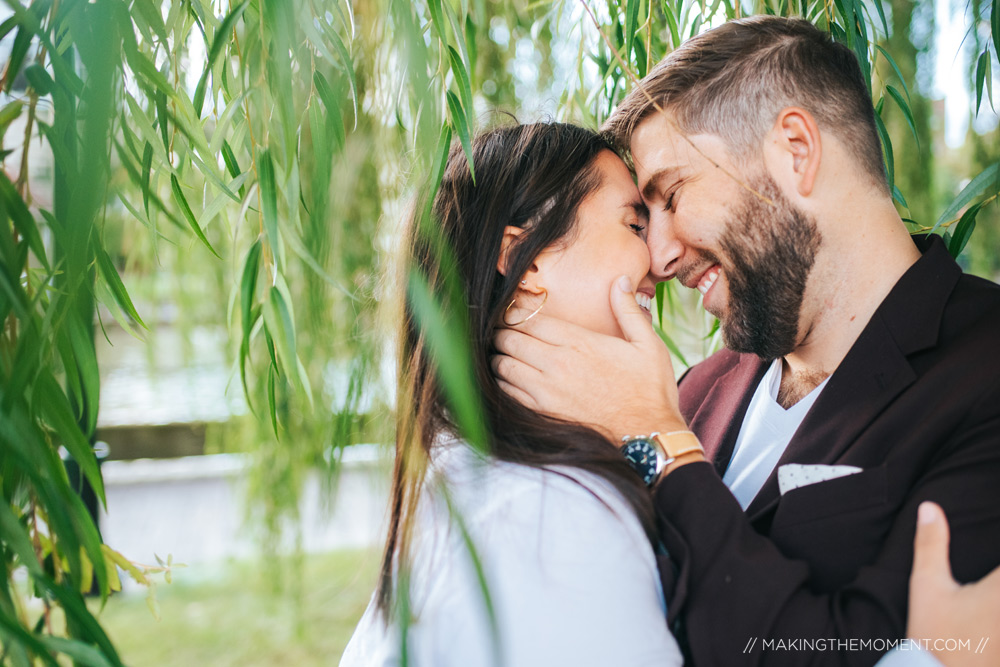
[630,118,735,189]
[639,166,685,200]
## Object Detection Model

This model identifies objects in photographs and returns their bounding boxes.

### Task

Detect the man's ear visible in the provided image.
[497,226,525,276]
[766,107,821,197]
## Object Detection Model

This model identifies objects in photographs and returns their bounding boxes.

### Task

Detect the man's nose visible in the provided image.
[646,214,684,281]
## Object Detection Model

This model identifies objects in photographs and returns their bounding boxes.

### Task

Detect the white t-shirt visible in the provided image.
[340,441,682,667]
[722,358,830,509]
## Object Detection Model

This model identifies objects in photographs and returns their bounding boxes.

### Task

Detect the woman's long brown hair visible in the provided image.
[377,121,656,616]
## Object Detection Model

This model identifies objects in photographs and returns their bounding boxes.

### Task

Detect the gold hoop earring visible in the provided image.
[504,288,548,327]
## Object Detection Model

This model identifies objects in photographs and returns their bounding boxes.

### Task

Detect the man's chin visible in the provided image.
[720,317,796,361]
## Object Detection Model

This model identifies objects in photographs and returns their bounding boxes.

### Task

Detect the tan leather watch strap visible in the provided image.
[652,430,705,464]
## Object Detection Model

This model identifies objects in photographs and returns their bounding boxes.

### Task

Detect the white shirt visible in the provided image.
[341,441,683,667]
[723,358,830,509]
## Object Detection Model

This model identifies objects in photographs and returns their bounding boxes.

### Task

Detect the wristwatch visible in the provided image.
[620,431,704,486]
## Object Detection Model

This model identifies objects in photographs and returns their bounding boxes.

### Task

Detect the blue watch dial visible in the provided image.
[621,437,661,486]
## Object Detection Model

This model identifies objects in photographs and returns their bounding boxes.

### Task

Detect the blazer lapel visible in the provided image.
[745,315,915,519]
[688,355,767,476]
[744,235,962,521]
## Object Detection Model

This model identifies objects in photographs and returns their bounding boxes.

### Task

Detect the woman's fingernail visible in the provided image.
[618,275,632,292]
[918,501,938,525]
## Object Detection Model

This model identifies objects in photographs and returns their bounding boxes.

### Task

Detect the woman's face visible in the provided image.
[524,150,656,339]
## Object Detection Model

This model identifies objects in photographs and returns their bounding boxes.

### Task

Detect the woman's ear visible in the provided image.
[497,226,524,276]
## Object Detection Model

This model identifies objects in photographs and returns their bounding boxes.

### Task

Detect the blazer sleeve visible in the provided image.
[654,383,1000,667]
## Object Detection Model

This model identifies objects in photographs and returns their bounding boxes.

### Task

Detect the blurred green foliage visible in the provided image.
[1,0,998,662]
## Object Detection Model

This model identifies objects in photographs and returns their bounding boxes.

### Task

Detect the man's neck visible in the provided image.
[776,361,828,409]
[781,210,922,397]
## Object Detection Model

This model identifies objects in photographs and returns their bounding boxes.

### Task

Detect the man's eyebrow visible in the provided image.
[640,168,681,202]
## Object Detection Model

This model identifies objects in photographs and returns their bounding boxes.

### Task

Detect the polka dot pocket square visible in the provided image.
[777,463,863,496]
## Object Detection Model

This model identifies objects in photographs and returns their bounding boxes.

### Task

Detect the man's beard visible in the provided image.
[712,174,822,360]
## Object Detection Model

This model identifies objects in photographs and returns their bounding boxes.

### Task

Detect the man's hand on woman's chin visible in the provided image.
[492,275,688,440]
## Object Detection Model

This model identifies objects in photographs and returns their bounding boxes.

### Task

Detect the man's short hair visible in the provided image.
[604,15,887,193]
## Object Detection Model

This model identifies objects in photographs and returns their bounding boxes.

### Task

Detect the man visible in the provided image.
[493,16,1000,666]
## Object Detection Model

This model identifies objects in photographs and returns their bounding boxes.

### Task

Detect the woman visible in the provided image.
[341,122,683,666]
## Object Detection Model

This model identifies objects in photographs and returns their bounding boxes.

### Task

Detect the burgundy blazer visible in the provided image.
[654,235,1000,666]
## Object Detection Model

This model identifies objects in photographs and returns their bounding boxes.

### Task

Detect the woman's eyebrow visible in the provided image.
[623,200,649,219]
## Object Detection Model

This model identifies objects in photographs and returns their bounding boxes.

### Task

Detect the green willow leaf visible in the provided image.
[873,109,894,194]
[0,99,23,135]
[447,46,474,128]
[192,0,249,117]
[948,201,982,258]
[221,139,241,180]
[155,90,170,154]
[886,85,919,146]
[465,13,477,71]
[141,141,153,217]
[0,602,59,666]
[35,370,106,507]
[267,362,279,437]
[871,0,889,37]
[113,139,183,230]
[241,238,262,340]
[976,49,993,115]
[0,171,49,271]
[625,0,640,60]
[39,636,114,667]
[324,20,359,127]
[0,502,43,578]
[440,485,502,666]
[123,94,171,168]
[264,286,297,379]
[446,91,475,184]
[24,63,53,96]
[932,162,1000,233]
[987,55,995,112]
[314,71,346,153]
[0,14,17,42]
[892,184,909,210]
[257,149,280,267]
[993,0,999,62]
[425,0,446,44]
[662,1,681,48]
[431,123,453,192]
[170,174,221,257]
[95,245,146,329]
[5,25,31,94]
[133,0,168,44]
[66,314,100,434]
[654,322,690,369]
[406,270,488,452]
[874,45,911,102]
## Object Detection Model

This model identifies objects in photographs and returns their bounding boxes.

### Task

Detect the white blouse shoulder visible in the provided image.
[340,442,682,667]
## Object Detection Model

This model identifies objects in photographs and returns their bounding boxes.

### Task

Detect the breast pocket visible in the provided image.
[772,465,888,528]
[769,465,893,590]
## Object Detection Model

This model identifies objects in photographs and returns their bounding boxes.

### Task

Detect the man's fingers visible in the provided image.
[491,353,543,390]
[497,379,537,409]
[502,308,580,346]
[494,328,553,370]
[911,501,955,590]
[610,276,656,344]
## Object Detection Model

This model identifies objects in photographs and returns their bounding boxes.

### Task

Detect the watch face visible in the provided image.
[621,438,660,485]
